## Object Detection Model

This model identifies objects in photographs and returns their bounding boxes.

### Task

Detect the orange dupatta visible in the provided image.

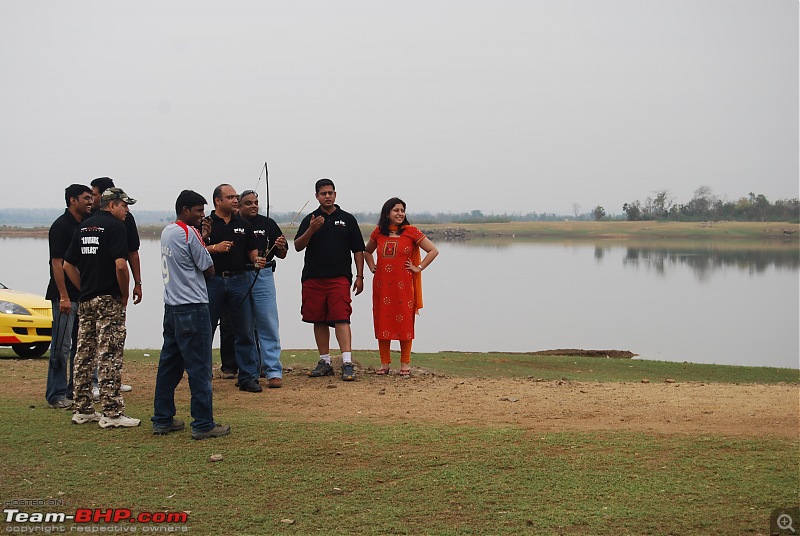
[411,242,423,315]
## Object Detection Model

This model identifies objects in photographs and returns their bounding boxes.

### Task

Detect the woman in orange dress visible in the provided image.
[364,198,439,376]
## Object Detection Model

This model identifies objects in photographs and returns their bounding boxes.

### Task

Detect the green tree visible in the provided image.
[647,190,673,219]
[622,201,642,221]
[592,205,606,221]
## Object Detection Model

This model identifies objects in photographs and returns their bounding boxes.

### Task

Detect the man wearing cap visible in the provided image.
[63,187,141,428]
[89,177,139,395]
[205,184,265,393]
[239,189,288,388]
[90,178,142,306]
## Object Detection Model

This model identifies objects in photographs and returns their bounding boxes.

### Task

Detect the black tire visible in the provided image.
[11,342,49,358]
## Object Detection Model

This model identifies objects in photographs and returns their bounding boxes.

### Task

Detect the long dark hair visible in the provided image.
[378,197,410,236]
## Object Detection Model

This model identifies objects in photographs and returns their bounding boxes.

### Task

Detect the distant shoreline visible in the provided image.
[1,221,798,241]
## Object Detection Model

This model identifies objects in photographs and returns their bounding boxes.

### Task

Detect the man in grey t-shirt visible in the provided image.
[152,190,230,440]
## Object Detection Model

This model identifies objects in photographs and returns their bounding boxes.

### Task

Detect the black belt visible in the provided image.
[219,270,246,278]
[249,260,276,272]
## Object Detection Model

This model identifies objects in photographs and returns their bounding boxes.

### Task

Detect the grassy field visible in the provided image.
[1,348,798,535]
[413,220,800,241]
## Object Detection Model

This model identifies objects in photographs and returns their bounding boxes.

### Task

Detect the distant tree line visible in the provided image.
[350,210,571,225]
[0,208,61,225]
[2,188,798,226]
[610,187,799,223]
[0,209,176,226]
[0,207,576,226]
[274,210,573,225]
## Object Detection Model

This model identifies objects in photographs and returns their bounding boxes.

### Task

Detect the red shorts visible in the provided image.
[301,277,352,325]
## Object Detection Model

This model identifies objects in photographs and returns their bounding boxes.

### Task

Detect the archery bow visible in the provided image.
[217,163,309,326]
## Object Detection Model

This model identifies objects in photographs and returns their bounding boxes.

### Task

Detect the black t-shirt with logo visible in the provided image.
[88,206,140,253]
[243,213,283,262]
[206,212,257,273]
[295,205,365,282]
[64,210,129,302]
[45,209,82,302]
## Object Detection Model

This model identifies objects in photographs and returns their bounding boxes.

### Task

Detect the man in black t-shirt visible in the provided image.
[90,178,142,304]
[239,189,288,388]
[44,184,93,409]
[89,177,139,395]
[294,178,365,381]
[205,184,265,393]
[64,188,140,429]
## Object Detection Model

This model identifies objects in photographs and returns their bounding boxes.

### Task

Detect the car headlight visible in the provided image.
[0,301,32,315]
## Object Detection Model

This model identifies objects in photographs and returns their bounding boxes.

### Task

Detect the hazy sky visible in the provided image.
[1,0,797,216]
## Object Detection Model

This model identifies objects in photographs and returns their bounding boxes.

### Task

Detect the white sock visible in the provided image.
[342,352,352,363]
[320,354,331,364]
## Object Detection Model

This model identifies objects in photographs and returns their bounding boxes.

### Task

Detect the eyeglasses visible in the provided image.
[240,190,258,198]
[317,191,335,196]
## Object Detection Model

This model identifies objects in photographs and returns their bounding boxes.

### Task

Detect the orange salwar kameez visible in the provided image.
[369,226,425,343]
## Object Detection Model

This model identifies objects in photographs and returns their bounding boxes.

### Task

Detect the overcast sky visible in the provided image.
[1,0,797,216]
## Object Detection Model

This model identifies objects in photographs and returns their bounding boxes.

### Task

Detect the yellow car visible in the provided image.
[0,282,52,357]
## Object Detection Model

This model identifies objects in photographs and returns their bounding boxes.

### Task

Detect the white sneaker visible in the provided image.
[72,412,101,425]
[98,415,141,428]
[93,385,131,397]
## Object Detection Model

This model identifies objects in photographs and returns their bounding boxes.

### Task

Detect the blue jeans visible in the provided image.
[218,310,237,374]
[46,300,78,403]
[249,270,282,379]
[152,303,215,433]
[206,274,259,383]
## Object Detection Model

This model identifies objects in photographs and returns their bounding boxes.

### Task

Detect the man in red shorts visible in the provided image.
[294,178,365,381]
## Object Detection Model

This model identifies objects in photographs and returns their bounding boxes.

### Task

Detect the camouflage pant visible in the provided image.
[73,296,127,417]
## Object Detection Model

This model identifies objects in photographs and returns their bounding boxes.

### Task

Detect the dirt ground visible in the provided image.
[7,358,798,439]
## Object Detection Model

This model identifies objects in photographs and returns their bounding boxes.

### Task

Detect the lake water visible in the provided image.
[2,236,797,369]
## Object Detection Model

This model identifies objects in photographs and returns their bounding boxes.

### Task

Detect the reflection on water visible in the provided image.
[613,243,800,280]
[1,236,797,369]
[459,236,800,280]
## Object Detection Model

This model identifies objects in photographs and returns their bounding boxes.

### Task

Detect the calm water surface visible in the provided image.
[3,236,798,369]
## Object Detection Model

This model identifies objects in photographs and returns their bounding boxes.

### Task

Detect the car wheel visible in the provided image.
[11,343,49,358]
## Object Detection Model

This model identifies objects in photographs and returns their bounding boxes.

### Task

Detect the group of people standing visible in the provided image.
[43,176,438,441]
[45,179,142,429]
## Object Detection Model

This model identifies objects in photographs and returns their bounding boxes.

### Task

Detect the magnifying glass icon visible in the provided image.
[778,513,796,533]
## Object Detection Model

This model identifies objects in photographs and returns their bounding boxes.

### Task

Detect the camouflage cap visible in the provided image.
[101,187,137,205]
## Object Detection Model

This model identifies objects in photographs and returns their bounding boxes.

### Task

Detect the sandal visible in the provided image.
[375,367,390,375]
[399,368,411,377]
